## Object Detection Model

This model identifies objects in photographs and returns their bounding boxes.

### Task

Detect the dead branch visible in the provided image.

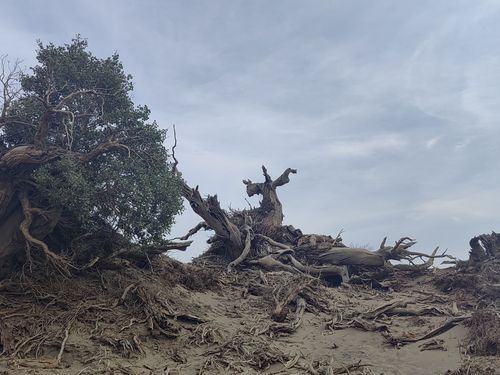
[175,222,210,241]
[285,254,347,280]
[182,184,243,259]
[242,165,297,232]
[392,246,440,271]
[0,56,23,128]
[256,233,291,250]
[318,247,385,266]
[170,126,243,256]
[272,167,297,188]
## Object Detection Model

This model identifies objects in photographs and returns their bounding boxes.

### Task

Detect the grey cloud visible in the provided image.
[1,0,499,261]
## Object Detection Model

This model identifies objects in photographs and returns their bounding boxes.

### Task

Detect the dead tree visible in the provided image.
[319,236,454,272]
[179,166,297,261]
[182,184,244,260]
[242,166,296,235]
[176,164,344,283]
[177,156,448,282]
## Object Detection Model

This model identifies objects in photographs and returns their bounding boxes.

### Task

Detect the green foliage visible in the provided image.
[3,37,183,244]
[33,156,95,225]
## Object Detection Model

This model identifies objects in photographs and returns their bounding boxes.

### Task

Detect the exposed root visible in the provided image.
[266,297,306,336]
[18,191,70,276]
[387,315,471,345]
[56,321,72,365]
[249,254,299,274]
[271,277,310,322]
[227,215,254,271]
[419,339,446,351]
[199,332,289,374]
[188,323,224,346]
[256,234,292,250]
[295,358,371,375]
[113,282,138,307]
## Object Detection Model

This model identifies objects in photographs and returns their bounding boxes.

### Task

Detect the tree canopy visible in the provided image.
[0,37,183,276]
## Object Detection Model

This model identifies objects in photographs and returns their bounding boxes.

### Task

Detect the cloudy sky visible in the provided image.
[2,0,499,260]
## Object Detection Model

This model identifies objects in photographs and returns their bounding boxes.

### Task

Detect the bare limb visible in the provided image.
[171,124,179,173]
[272,168,297,188]
[249,254,299,274]
[175,221,210,241]
[0,56,23,128]
[256,233,291,250]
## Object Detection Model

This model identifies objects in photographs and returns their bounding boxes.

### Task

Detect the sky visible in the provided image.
[1,0,499,261]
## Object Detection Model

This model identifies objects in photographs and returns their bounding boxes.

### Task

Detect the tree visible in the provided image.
[0,37,183,277]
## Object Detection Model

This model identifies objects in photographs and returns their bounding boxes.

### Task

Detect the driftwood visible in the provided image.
[319,247,384,266]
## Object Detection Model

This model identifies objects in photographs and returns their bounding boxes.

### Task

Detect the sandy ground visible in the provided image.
[0,265,498,375]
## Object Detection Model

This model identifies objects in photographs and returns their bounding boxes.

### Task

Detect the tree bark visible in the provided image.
[179,166,297,261]
[243,166,296,235]
[0,142,130,277]
[182,183,243,260]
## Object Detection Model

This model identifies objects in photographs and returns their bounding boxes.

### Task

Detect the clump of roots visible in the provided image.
[200,332,289,374]
[464,310,500,356]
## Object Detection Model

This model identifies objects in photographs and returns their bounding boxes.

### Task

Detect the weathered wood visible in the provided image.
[182,183,243,260]
[318,247,385,266]
[242,166,296,235]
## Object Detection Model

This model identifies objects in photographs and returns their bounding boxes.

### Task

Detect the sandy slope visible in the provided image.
[0,263,498,375]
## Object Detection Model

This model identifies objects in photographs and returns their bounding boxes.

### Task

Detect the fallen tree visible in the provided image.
[175,154,450,284]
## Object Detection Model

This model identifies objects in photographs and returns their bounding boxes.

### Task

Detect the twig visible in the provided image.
[56,322,72,364]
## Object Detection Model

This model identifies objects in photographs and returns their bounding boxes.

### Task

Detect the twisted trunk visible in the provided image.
[182,183,243,260]
[179,166,297,261]
[243,166,296,235]
[0,141,130,277]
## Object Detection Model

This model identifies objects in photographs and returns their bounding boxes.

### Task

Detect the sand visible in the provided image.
[0,262,498,375]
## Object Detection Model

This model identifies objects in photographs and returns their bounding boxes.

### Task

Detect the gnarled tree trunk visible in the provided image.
[182,183,243,260]
[179,166,297,261]
[243,166,296,236]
